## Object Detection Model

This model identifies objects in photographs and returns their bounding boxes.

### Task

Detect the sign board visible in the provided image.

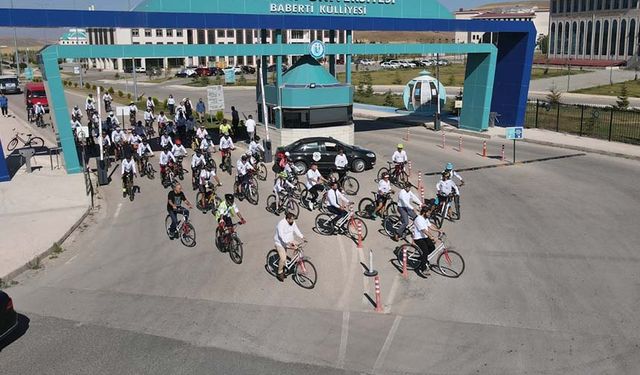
[224,68,236,84]
[76,126,89,139]
[505,127,524,140]
[73,66,81,75]
[309,40,326,60]
[454,100,463,109]
[207,85,225,111]
[115,106,129,117]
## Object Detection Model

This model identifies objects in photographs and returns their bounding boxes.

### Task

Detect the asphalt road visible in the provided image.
[2,111,640,374]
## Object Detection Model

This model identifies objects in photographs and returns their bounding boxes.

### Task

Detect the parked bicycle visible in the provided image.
[6,129,45,151]
[377,161,409,188]
[265,241,317,289]
[395,233,465,278]
[314,205,368,242]
[357,191,398,219]
[215,221,244,264]
[164,212,196,247]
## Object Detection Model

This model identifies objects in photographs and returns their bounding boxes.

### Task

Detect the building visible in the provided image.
[547,0,640,66]
[455,5,549,45]
[86,27,348,72]
[58,28,89,45]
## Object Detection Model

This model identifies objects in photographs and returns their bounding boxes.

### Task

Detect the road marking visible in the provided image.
[64,254,79,265]
[114,203,122,218]
[338,237,357,310]
[373,315,402,374]
[337,311,350,369]
[384,275,401,314]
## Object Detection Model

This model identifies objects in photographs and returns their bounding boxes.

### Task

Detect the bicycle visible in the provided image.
[435,193,460,228]
[104,100,112,113]
[215,221,244,264]
[124,172,135,202]
[299,183,330,212]
[164,211,196,247]
[329,169,360,196]
[220,149,233,175]
[145,119,156,138]
[234,171,259,205]
[251,154,268,181]
[196,187,221,213]
[377,161,409,188]
[357,191,398,220]
[265,241,317,289]
[383,211,442,240]
[174,156,188,181]
[6,128,45,151]
[35,113,46,128]
[266,189,300,218]
[394,233,465,278]
[314,205,368,242]
[140,155,155,180]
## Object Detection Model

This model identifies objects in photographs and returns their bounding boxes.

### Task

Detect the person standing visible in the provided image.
[0,93,8,117]
[231,106,240,137]
[196,98,206,123]
[245,114,256,142]
[167,94,176,116]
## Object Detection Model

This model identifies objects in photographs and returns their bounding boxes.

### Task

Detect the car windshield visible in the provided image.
[30,90,46,98]
[0,78,19,85]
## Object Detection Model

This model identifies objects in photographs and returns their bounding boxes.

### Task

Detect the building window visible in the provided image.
[597,0,603,9]
[187,30,193,44]
[586,21,593,54]
[579,21,585,54]
[602,20,609,55]
[623,0,629,6]
[571,22,578,54]
[156,42,163,45]
[167,42,173,44]
[208,30,216,44]
[559,0,565,12]
[156,29,163,37]
[564,22,570,54]
[619,20,626,55]
[581,0,587,10]
[236,30,244,44]
[166,29,173,37]
[552,0,558,12]
[227,30,234,37]
[132,29,140,37]
[613,0,619,7]
[145,29,152,37]
[629,20,636,55]
[605,0,611,9]
[145,42,152,45]
[557,22,564,54]
[245,30,253,44]
[177,42,184,44]
[610,20,618,55]
[176,30,183,37]
[218,30,225,38]
[574,0,580,11]
[632,0,639,7]
[589,0,595,10]
[594,21,600,54]
[197,29,206,44]
[550,24,556,54]
[291,30,304,39]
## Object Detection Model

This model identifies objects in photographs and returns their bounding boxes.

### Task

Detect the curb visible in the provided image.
[442,125,492,139]
[0,206,92,283]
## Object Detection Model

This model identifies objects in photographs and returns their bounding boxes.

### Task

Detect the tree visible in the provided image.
[384,90,395,107]
[392,70,402,85]
[447,74,455,86]
[363,71,373,97]
[616,84,629,109]
[537,35,549,55]
[546,84,562,104]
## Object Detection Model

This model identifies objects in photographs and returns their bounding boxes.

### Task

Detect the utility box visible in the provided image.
[263,139,273,163]
[97,158,110,185]
[18,148,35,173]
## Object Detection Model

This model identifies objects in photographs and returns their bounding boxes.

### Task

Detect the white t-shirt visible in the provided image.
[392,150,408,163]
[398,189,421,209]
[245,118,256,132]
[436,180,460,196]
[274,218,303,248]
[306,169,322,189]
[378,179,391,194]
[335,154,348,169]
[412,215,430,240]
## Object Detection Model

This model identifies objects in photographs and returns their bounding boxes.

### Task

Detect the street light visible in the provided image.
[10,0,20,77]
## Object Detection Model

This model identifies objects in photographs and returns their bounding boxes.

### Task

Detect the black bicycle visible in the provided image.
[215,221,244,264]
[357,191,398,219]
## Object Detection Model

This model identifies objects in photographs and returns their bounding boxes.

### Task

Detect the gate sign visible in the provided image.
[207,85,225,111]
[224,68,236,84]
[309,40,326,60]
[505,127,524,140]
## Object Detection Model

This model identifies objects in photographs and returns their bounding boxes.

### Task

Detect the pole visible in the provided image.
[11,0,20,78]
[402,247,408,279]
[567,59,571,91]
[513,139,516,164]
[458,136,462,152]
[482,141,487,157]
[374,276,383,312]
[535,99,539,128]
[364,249,378,277]
[501,144,505,162]
[258,60,270,141]
[435,52,441,131]
[97,87,104,161]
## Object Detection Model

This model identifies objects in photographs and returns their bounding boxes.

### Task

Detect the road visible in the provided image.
[2,110,640,373]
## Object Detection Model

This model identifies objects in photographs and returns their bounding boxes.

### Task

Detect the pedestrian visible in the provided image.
[245,114,256,143]
[184,98,193,119]
[0,93,8,117]
[196,98,206,123]
[231,106,240,136]
[167,94,176,116]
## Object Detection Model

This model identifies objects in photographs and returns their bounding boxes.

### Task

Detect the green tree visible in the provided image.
[117,90,123,97]
[392,70,402,85]
[616,84,630,109]
[537,35,549,54]
[108,87,115,94]
[546,84,562,105]
[383,90,395,107]
[447,74,455,86]
[363,71,374,97]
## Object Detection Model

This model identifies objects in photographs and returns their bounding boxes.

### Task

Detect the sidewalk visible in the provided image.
[0,115,90,282]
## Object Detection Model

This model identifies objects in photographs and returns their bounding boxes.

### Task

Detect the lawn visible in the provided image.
[572,79,640,97]
[185,76,256,87]
[354,92,404,109]
[339,66,587,87]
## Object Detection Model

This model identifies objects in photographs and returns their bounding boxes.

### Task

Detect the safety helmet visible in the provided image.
[397,143,404,149]
[445,162,454,171]
[442,171,451,179]
[278,172,288,178]
[175,139,182,145]
[225,193,234,203]
[241,154,248,161]
[74,105,78,110]
[284,151,290,157]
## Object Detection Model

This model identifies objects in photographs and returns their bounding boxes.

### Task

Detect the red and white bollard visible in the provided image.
[404,128,410,142]
[482,141,487,158]
[420,184,425,202]
[417,171,423,189]
[407,160,412,177]
[458,136,463,152]
[441,132,446,149]
[501,144,505,162]
[357,220,363,249]
[374,275,383,312]
[402,247,408,279]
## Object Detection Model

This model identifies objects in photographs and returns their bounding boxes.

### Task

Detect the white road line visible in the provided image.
[338,237,358,310]
[114,203,123,218]
[384,275,402,314]
[64,254,79,265]
[373,315,402,374]
[337,311,350,369]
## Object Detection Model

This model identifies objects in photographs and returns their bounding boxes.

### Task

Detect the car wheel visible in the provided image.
[294,161,308,175]
[351,159,366,173]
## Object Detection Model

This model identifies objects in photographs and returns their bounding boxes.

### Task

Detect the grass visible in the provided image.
[573,79,640,97]
[340,66,587,87]
[354,92,404,109]
[184,77,256,87]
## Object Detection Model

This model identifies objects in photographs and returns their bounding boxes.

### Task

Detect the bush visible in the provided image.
[127,93,132,100]
[392,71,402,85]
[74,82,79,88]
[384,90,395,107]
[84,82,91,89]
[214,75,222,85]
[238,73,247,85]
[163,98,168,110]
[99,86,104,92]
[215,111,224,123]
[117,90,124,97]
[108,87,115,94]
[199,76,210,86]
[115,73,120,79]
[447,74,455,86]
[91,84,97,90]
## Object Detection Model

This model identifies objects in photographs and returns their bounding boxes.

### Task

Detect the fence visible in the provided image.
[524,100,640,145]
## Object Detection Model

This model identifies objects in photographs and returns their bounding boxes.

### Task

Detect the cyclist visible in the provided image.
[334,147,349,183]
[85,94,96,116]
[171,139,188,158]
[274,212,305,282]
[159,146,177,182]
[101,133,112,154]
[133,120,146,137]
[129,130,143,149]
[155,111,168,131]
[199,162,222,208]
[273,172,295,212]
[443,163,464,186]
[102,91,113,112]
[128,101,138,124]
[219,119,232,137]
[327,179,352,227]
[235,154,254,197]
[395,183,422,242]
[196,124,208,141]
[136,138,153,174]
[305,162,327,210]
[146,96,155,114]
[215,194,246,234]
[392,143,408,173]
[107,111,120,127]
[71,105,83,122]
[160,131,174,149]
[26,100,34,122]
[200,134,215,155]
[412,204,443,274]
[219,133,235,168]
[33,102,46,126]
[111,126,125,157]
[436,172,460,219]
[374,172,394,218]
[121,153,137,197]
[249,135,265,161]
[167,183,193,239]
[143,107,155,128]
[191,149,207,189]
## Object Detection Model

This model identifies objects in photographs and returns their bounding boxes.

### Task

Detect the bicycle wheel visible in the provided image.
[229,236,243,264]
[294,259,317,289]
[395,244,422,270]
[286,199,299,219]
[383,215,401,238]
[180,222,197,247]
[341,176,359,195]
[7,138,18,151]
[257,163,268,181]
[196,192,206,211]
[348,218,368,241]
[397,171,409,188]
[266,194,277,213]
[385,202,399,217]
[29,137,44,149]
[293,182,306,199]
[376,167,389,182]
[437,249,465,278]
[164,215,173,237]
[430,213,443,229]
[357,198,375,218]
[265,250,279,277]
[128,183,135,202]
[246,178,259,205]
[146,164,155,180]
[314,213,335,235]
[225,158,232,175]
[453,195,461,220]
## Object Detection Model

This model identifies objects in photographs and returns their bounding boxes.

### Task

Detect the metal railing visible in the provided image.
[525,100,640,145]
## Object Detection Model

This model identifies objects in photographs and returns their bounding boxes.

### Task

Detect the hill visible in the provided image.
[354,31,455,44]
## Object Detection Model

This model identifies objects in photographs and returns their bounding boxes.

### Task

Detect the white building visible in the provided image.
[86,28,348,72]
[455,6,550,45]
[58,28,89,45]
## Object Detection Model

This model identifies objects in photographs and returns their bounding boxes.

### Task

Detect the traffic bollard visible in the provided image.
[441,132,446,149]
[417,171,423,190]
[420,184,425,202]
[357,220,363,249]
[458,136,463,152]
[364,249,378,277]
[404,128,410,142]
[482,141,487,158]
[402,247,408,279]
[374,276,383,312]
[501,144,505,162]
[408,160,412,177]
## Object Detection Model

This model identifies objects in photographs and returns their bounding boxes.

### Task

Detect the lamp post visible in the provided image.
[435,52,441,131]
[610,53,614,85]
[0,45,7,75]
[10,0,20,78]
[567,57,571,91]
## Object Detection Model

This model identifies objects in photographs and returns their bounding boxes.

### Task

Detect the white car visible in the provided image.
[360,59,376,66]
[381,62,399,69]
[402,60,417,68]
[420,60,434,67]
[135,66,146,74]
